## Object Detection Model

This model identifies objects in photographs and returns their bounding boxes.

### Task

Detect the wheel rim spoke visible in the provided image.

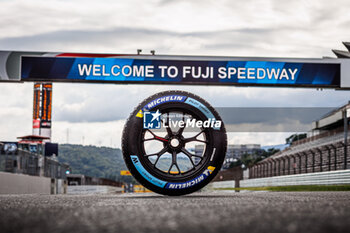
[171,151,177,172]
[144,129,168,142]
[181,148,202,158]
[183,129,208,144]
[194,129,206,138]
[181,148,195,167]
[175,163,181,174]
[184,138,208,144]
[153,155,161,167]
[167,151,181,174]
[160,114,173,137]
[168,164,174,174]
[177,112,186,136]
[145,147,168,157]
[143,110,210,177]
[164,113,173,137]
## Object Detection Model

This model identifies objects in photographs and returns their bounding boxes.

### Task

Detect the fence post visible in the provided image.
[304,152,308,173]
[255,165,258,178]
[278,159,281,176]
[287,156,291,175]
[332,144,337,170]
[344,109,348,169]
[325,146,331,171]
[310,150,315,173]
[269,161,273,177]
[292,155,296,174]
[262,163,265,177]
[316,148,323,172]
[297,153,302,174]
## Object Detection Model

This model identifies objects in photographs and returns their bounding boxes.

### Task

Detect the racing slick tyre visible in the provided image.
[122,90,227,196]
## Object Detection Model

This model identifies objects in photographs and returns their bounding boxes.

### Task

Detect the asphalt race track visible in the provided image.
[0,191,349,233]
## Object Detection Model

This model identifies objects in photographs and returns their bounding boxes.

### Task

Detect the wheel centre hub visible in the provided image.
[170,137,180,148]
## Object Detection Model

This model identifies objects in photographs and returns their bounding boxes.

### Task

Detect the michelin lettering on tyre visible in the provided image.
[131,155,166,188]
[144,95,186,111]
[136,95,186,118]
[165,166,215,189]
[131,154,216,190]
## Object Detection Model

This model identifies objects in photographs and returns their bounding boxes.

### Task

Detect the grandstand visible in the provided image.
[249,102,350,178]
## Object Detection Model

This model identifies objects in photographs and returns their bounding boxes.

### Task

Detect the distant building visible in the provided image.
[1,135,68,178]
[309,101,350,136]
[194,144,263,169]
[226,144,263,159]
[66,174,123,187]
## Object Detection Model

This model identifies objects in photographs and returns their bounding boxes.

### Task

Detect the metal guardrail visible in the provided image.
[250,137,350,179]
[212,169,350,188]
[211,180,236,189]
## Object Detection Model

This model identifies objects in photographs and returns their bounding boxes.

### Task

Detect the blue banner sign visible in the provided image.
[21,57,340,87]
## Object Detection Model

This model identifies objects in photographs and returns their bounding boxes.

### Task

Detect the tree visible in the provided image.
[240,147,280,167]
[57,144,136,183]
[285,133,307,145]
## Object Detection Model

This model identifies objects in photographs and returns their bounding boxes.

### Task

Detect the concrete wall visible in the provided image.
[0,171,51,194]
[240,169,350,187]
[211,169,350,188]
[67,185,123,194]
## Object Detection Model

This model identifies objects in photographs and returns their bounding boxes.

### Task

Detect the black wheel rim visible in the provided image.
[140,108,214,181]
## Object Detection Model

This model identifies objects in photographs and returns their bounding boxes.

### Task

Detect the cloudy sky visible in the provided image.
[0,0,349,148]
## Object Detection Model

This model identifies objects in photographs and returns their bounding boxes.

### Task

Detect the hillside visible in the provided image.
[58,144,198,183]
[58,144,133,183]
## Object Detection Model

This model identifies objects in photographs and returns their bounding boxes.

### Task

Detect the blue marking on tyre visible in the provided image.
[165,166,215,189]
[184,97,220,130]
[131,155,167,188]
[143,95,187,111]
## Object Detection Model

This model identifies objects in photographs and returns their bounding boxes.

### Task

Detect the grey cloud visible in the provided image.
[0,27,263,46]
[158,0,212,6]
[0,26,326,57]
[0,27,175,51]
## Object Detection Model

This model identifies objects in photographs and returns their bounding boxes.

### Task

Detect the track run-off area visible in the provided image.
[0,191,349,233]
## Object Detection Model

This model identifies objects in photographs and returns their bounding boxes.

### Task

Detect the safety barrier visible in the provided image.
[211,169,350,188]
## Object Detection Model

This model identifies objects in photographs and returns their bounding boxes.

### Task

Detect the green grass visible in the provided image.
[214,185,350,192]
